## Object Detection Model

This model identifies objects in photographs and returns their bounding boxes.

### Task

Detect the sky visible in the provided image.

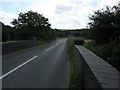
[0,0,120,29]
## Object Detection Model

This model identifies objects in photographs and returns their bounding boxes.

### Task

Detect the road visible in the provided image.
[2,38,68,88]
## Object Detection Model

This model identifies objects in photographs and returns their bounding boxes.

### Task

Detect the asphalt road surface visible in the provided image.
[2,38,68,88]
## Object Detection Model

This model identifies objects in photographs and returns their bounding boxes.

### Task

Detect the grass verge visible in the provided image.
[67,37,83,89]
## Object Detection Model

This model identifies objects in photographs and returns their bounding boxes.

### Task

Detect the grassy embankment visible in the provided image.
[67,37,84,89]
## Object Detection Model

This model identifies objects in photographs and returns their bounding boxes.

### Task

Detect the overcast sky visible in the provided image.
[0,0,119,29]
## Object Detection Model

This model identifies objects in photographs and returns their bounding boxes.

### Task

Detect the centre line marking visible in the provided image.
[46,41,62,52]
[45,40,63,52]
[55,41,62,46]
[0,55,38,79]
[45,46,54,52]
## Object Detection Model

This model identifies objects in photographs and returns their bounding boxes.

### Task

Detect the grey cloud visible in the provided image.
[55,5,72,14]
[71,19,81,25]
[69,0,83,4]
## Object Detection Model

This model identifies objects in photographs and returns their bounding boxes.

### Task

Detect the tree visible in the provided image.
[2,22,16,42]
[11,11,51,40]
[111,5,120,41]
[11,11,51,29]
[88,4,120,43]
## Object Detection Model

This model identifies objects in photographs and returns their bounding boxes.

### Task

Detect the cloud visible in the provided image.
[0,0,47,2]
[0,0,120,29]
[55,5,72,14]
[0,11,18,26]
[98,0,120,8]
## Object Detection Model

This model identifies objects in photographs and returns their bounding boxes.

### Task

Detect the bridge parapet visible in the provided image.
[2,40,37,54]
[75,45,120,89]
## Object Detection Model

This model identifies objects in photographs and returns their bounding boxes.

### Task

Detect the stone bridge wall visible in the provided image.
[75,45,120,89]
[2,40,37,54]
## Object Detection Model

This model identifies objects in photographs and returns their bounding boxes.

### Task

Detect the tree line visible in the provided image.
[88,4,120,44]
[2,11,62,42]
[83,3,120,71]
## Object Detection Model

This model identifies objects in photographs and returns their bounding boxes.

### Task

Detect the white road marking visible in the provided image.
[45,46,54,52]
[55,41,62,46]
[45,41,62,52]
[0,40,65,79]
[0,55,38,79]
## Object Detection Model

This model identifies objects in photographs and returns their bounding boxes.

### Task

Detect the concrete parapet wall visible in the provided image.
[2,40,37,54]
[75,45,120,89]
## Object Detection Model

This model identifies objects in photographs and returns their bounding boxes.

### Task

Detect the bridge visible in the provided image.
[75,45,120,89]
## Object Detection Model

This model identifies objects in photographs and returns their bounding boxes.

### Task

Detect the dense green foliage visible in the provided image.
[2,11,61,42]
[82,3,120,71]
[84,41,112,60]
[79,29,91,39]
[84,40,120,71]
[88,4,120,43]
[11,11,51,29]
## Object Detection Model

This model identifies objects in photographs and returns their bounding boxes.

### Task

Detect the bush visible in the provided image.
[84,41,120,71]
[84,41,97,53]
[111,49,120,71]
[84,42,113,60]
[95,44,112,60]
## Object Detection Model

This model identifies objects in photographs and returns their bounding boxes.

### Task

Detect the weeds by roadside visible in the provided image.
[84,40,120,71]
[67,37,83,89]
